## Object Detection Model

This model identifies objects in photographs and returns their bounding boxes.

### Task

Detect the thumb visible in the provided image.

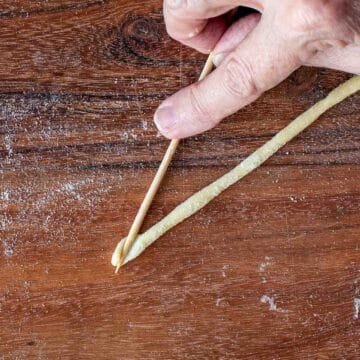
[154,19,302,139]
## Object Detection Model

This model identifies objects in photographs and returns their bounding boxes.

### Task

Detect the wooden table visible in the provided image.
[0,1,359,359]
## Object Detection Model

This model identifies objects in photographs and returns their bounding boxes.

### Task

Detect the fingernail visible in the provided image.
[213,52,226,67]
[154,106,178,133]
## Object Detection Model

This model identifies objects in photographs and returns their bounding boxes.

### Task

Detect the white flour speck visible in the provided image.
[62,182,81,200]
[289,195,306,203]
[63,183,75,192]
[141,120,148,131]
[261,295,277,311]
[122,132,129,141]
[1,191,10,202]
[259,256,272,283]
[4,134,13,157]
[4,246,14,257]
[2,237,16,257]
[222,264,230,278]
[259,256,271,273]
[130,129,138,140]
[0,214,13,231]
[354,298,360,320]
[260,295,288,313]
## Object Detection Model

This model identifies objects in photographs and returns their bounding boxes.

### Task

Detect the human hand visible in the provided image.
[154,0,360,139]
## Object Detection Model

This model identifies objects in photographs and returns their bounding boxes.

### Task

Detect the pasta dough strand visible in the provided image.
[112,75,360,268]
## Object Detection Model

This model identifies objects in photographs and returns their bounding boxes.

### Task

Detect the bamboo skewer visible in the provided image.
[114,52,215,273]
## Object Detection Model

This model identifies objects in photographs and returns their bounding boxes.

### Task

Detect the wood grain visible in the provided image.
[0,1,359,359]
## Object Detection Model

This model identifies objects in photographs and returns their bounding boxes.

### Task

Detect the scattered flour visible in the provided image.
[0,92,137,258]
[1,172,119,256]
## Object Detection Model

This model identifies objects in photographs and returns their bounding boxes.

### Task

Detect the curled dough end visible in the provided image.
[111,240,123,267]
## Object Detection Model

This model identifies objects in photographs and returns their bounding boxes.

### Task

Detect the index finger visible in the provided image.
[163,0,265,53]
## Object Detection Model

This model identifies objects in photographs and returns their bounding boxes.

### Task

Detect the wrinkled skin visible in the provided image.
[154,0,360,139]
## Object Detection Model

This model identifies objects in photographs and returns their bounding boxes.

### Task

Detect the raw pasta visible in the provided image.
[112,75,360,268]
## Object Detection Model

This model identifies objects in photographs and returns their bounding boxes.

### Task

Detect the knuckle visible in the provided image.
[189,85,217,126]
[223,57,258,99]
[290,0,349,33]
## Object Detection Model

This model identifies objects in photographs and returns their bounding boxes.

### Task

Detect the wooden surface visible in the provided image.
[0,1,359,359]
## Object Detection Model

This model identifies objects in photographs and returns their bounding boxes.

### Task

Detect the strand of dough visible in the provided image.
[112,75,360,268]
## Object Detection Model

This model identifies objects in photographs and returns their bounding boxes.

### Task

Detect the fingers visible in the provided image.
[213,13,261,66]
[306,44,360,75]
[163,0,264,53]
[157,0,360,139]
[166,16,229,54]
[154,19,302,139]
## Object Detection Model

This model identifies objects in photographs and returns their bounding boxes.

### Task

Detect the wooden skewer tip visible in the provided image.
[115,264,121,274]
[113,53,215,273]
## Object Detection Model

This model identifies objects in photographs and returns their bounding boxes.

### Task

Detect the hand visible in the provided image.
[154,0,360,139]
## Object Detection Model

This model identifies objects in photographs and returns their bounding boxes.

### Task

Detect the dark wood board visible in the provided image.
[0,1,359,359]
